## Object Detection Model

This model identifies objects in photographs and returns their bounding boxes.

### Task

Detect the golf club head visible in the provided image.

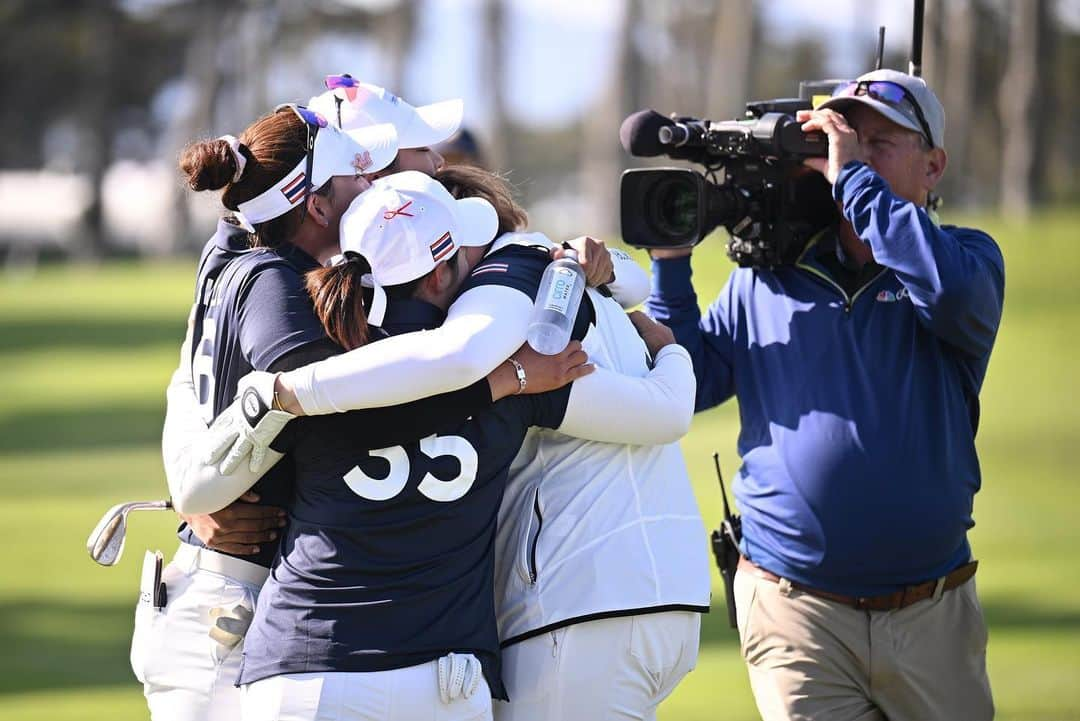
[87,503,129,566]
[87,500,172,566]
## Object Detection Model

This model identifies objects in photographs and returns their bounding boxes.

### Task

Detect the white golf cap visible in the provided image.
[309,75,464,150]
[340,170,497,288]
[236,105,398,230]
[816,69,945,148]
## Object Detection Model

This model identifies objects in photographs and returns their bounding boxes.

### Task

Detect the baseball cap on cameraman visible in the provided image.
[816,68,945,149]
[339,170,497,288]
[309,74,464,149]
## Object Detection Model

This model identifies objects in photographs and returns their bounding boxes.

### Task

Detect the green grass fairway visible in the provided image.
[1,211,1078,720]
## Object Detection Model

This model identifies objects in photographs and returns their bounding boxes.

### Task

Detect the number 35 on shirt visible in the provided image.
[343,433,479,503]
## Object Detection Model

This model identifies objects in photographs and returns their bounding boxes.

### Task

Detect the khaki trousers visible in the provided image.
[735,567,993,721]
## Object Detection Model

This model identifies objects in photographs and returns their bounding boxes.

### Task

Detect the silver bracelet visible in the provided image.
[507,358,527,395]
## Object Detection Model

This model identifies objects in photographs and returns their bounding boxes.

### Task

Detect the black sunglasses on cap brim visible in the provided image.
[830,80,935,149]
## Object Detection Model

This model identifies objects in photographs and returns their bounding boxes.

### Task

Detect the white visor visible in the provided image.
[235,120,398,229]
[309,79,463,150]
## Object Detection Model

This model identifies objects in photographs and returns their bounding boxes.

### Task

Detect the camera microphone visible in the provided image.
[619,109,674,157]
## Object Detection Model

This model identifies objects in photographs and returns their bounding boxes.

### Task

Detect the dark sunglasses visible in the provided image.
[274,103,329,208]
[831,80,935,148]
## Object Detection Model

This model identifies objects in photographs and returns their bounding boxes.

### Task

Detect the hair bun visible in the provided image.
[179,138,240,192]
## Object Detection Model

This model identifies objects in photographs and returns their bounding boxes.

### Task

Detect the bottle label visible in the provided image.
[543,268,578,315]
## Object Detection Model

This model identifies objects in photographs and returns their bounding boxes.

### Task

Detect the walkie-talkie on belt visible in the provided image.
[709,453,742,629]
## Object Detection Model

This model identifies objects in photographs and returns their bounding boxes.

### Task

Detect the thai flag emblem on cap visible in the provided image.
[430,232,455,261]
[281,172,307,204]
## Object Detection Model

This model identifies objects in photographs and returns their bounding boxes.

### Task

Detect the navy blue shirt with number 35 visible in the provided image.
[178,219,494,569]
[238,297,571,700]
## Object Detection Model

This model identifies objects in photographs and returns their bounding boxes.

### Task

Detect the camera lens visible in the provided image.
[647,175,699,240]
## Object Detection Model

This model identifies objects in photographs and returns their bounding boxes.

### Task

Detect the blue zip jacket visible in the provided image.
[646,162,1005,596]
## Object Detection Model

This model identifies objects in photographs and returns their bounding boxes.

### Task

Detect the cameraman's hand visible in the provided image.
[798,109,866,184]
[628,311,677,357]
[552,236,614,287]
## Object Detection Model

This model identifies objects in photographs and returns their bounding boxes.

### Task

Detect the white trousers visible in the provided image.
[130,545,266,721]
[493,610,701,721]
[241,662,493,721]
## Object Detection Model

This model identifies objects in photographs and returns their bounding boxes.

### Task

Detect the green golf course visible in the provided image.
[0,210,1077,720]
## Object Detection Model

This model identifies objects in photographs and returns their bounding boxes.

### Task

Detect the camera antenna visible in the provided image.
[909,0,925,77]
[875,26,886,70]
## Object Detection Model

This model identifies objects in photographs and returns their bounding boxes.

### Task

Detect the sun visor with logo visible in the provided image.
[236,122,398,229]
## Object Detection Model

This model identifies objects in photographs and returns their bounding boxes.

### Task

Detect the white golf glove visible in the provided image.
[204,371,294,475]
[437,652,482,704]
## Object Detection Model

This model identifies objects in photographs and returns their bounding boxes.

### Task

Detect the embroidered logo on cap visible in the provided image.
[383,200,415,221]
[353,151,373,173]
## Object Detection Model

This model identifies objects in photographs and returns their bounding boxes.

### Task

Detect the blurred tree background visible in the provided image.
[1,2,1079,720]
[0,0,1076,265]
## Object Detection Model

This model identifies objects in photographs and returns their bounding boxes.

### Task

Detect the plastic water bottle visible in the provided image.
[527,249,586,355]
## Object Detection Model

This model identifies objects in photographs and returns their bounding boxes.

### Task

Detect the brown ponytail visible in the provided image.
[305,255,373,351]
[179,110,317,249]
